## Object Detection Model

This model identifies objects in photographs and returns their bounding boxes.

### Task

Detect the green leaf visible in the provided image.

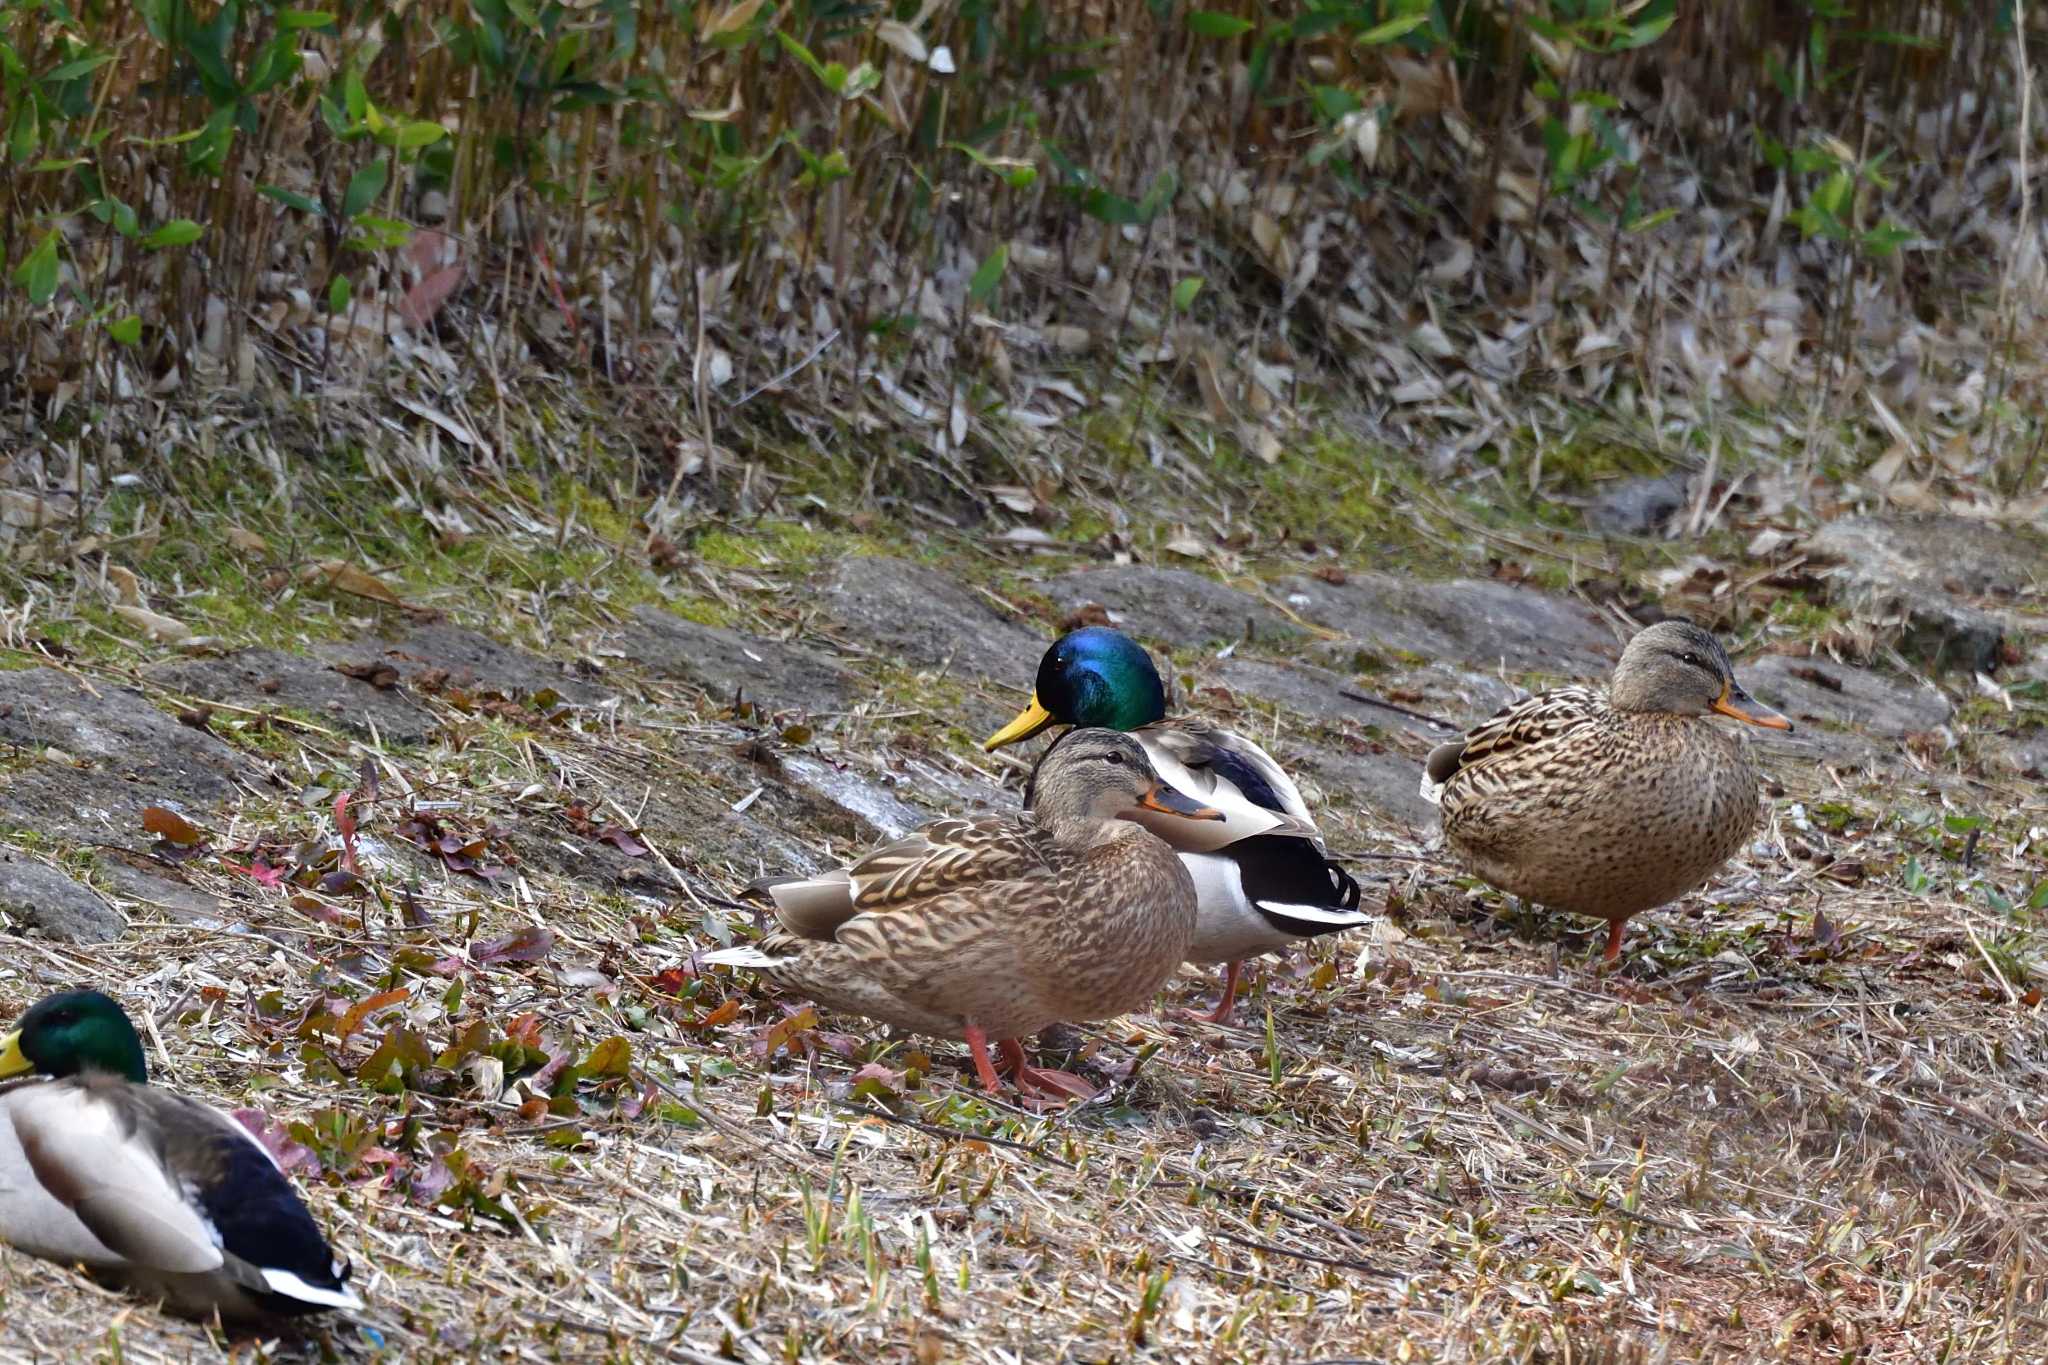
[968,243,1007,305]
[12,232,59,304]
[260,184,322,215]
[1172,277,1203,312]
[8,102,38,163]
[142,218,205,249]
[581,1036,633,1077]
[1616,11,1676,49]
[1354,12,1430,45]
[1627,207,1678,232]
[44,52,117,83]
[342,157,389,221]
[1187,11,1253,38]
[279,8,337,28]
[107,314,142,345]
[328,274,351,315]
[394,120,447,151]
[774,30,832,85]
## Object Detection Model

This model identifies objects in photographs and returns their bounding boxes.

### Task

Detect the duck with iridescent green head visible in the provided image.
[985,626,1367,1024]
[0,989,362,1322]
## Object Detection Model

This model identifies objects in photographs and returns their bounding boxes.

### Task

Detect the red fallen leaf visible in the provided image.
[598,825,648,857]
[471,925,554,966]
[291,893,350,924]
[397,262,465,330]
[813,1030,864,1060]
[758,1007,817,1058]
[142,805,205,846]
[232,1109,322,1176]
[406,1153,459,1205]
[337,988,410,1042]
[529,1050,573,1091]
[849,1061,904,1088]
[426,954,465,975]
[223,859,287,887]
[619,1079,659,1119]
[504,1013,545,1049]
[333,788,359,876]
[333,661,401,689]
[651,966,693,995]
[517,1097,549,1122]
[696,999,740,1029]
[319,868,365,897]
[354,1145,405,1170]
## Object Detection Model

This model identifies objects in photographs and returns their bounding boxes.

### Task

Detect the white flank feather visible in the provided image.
[701,946,788,969]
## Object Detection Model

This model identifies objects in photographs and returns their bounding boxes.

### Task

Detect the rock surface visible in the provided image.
[152,647,438,745]
[1742,652,1956,770]
[822,556,1042,682]
[0,851,124,941]
[1586,473,1692,537]
[0,668,252,843]
[1806,515,2043,672]
[621,606,857,716]
[1041,566,1296,648]
[1276,571,1618,676]
[1745,654,1952,738]
[319,621,608,703]
[95,856,227,925]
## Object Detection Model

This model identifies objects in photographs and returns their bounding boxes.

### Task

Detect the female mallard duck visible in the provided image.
[707,729,1218,1101]
[983,626,1365,1024]
[0,990,362,1321]
[1421,619,1791,963]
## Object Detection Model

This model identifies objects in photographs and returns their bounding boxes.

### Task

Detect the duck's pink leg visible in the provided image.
[961,1023,1005,1093]
[1177,960,1244,1024]
[1602,919,1627,964]
[995,1037,1098,1101]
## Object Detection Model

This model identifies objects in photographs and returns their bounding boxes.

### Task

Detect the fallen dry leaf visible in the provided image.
[226,526,270,556]
[299,560,405,606]
[112,603,192,642]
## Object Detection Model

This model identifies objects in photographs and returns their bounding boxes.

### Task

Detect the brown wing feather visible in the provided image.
[1440,686,1605,784]
[845,816,1056,911]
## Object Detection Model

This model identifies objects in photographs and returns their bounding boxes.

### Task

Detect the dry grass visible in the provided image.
[0,457,2043,1363]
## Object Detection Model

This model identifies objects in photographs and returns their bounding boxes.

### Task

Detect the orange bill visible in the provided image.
[1139,784,1225,821]
[1712,679,1792,731]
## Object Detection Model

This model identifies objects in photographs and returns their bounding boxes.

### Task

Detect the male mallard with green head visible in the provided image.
[984,627,1367,1024]
[1421,619,1792,963]
[0,989,362,1321]
[709,729,1219,1101]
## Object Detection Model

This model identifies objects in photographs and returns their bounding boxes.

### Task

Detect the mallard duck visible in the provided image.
[1420,619,1792,963]
[983,626,1365,1024]
[0,990,362,1321]
[707,729,1218,1101]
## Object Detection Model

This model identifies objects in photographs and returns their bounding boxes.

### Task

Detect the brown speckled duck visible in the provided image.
[705,729,1219,1101]
[1420,620,1791,963]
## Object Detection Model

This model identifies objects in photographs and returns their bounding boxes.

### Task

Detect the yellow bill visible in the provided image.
[0,1028,30,1080]
[983,693,1058,751]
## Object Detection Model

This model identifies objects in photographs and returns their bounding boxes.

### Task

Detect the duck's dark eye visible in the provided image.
[1680,651,1706,670]
[1102,750,1124,766]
